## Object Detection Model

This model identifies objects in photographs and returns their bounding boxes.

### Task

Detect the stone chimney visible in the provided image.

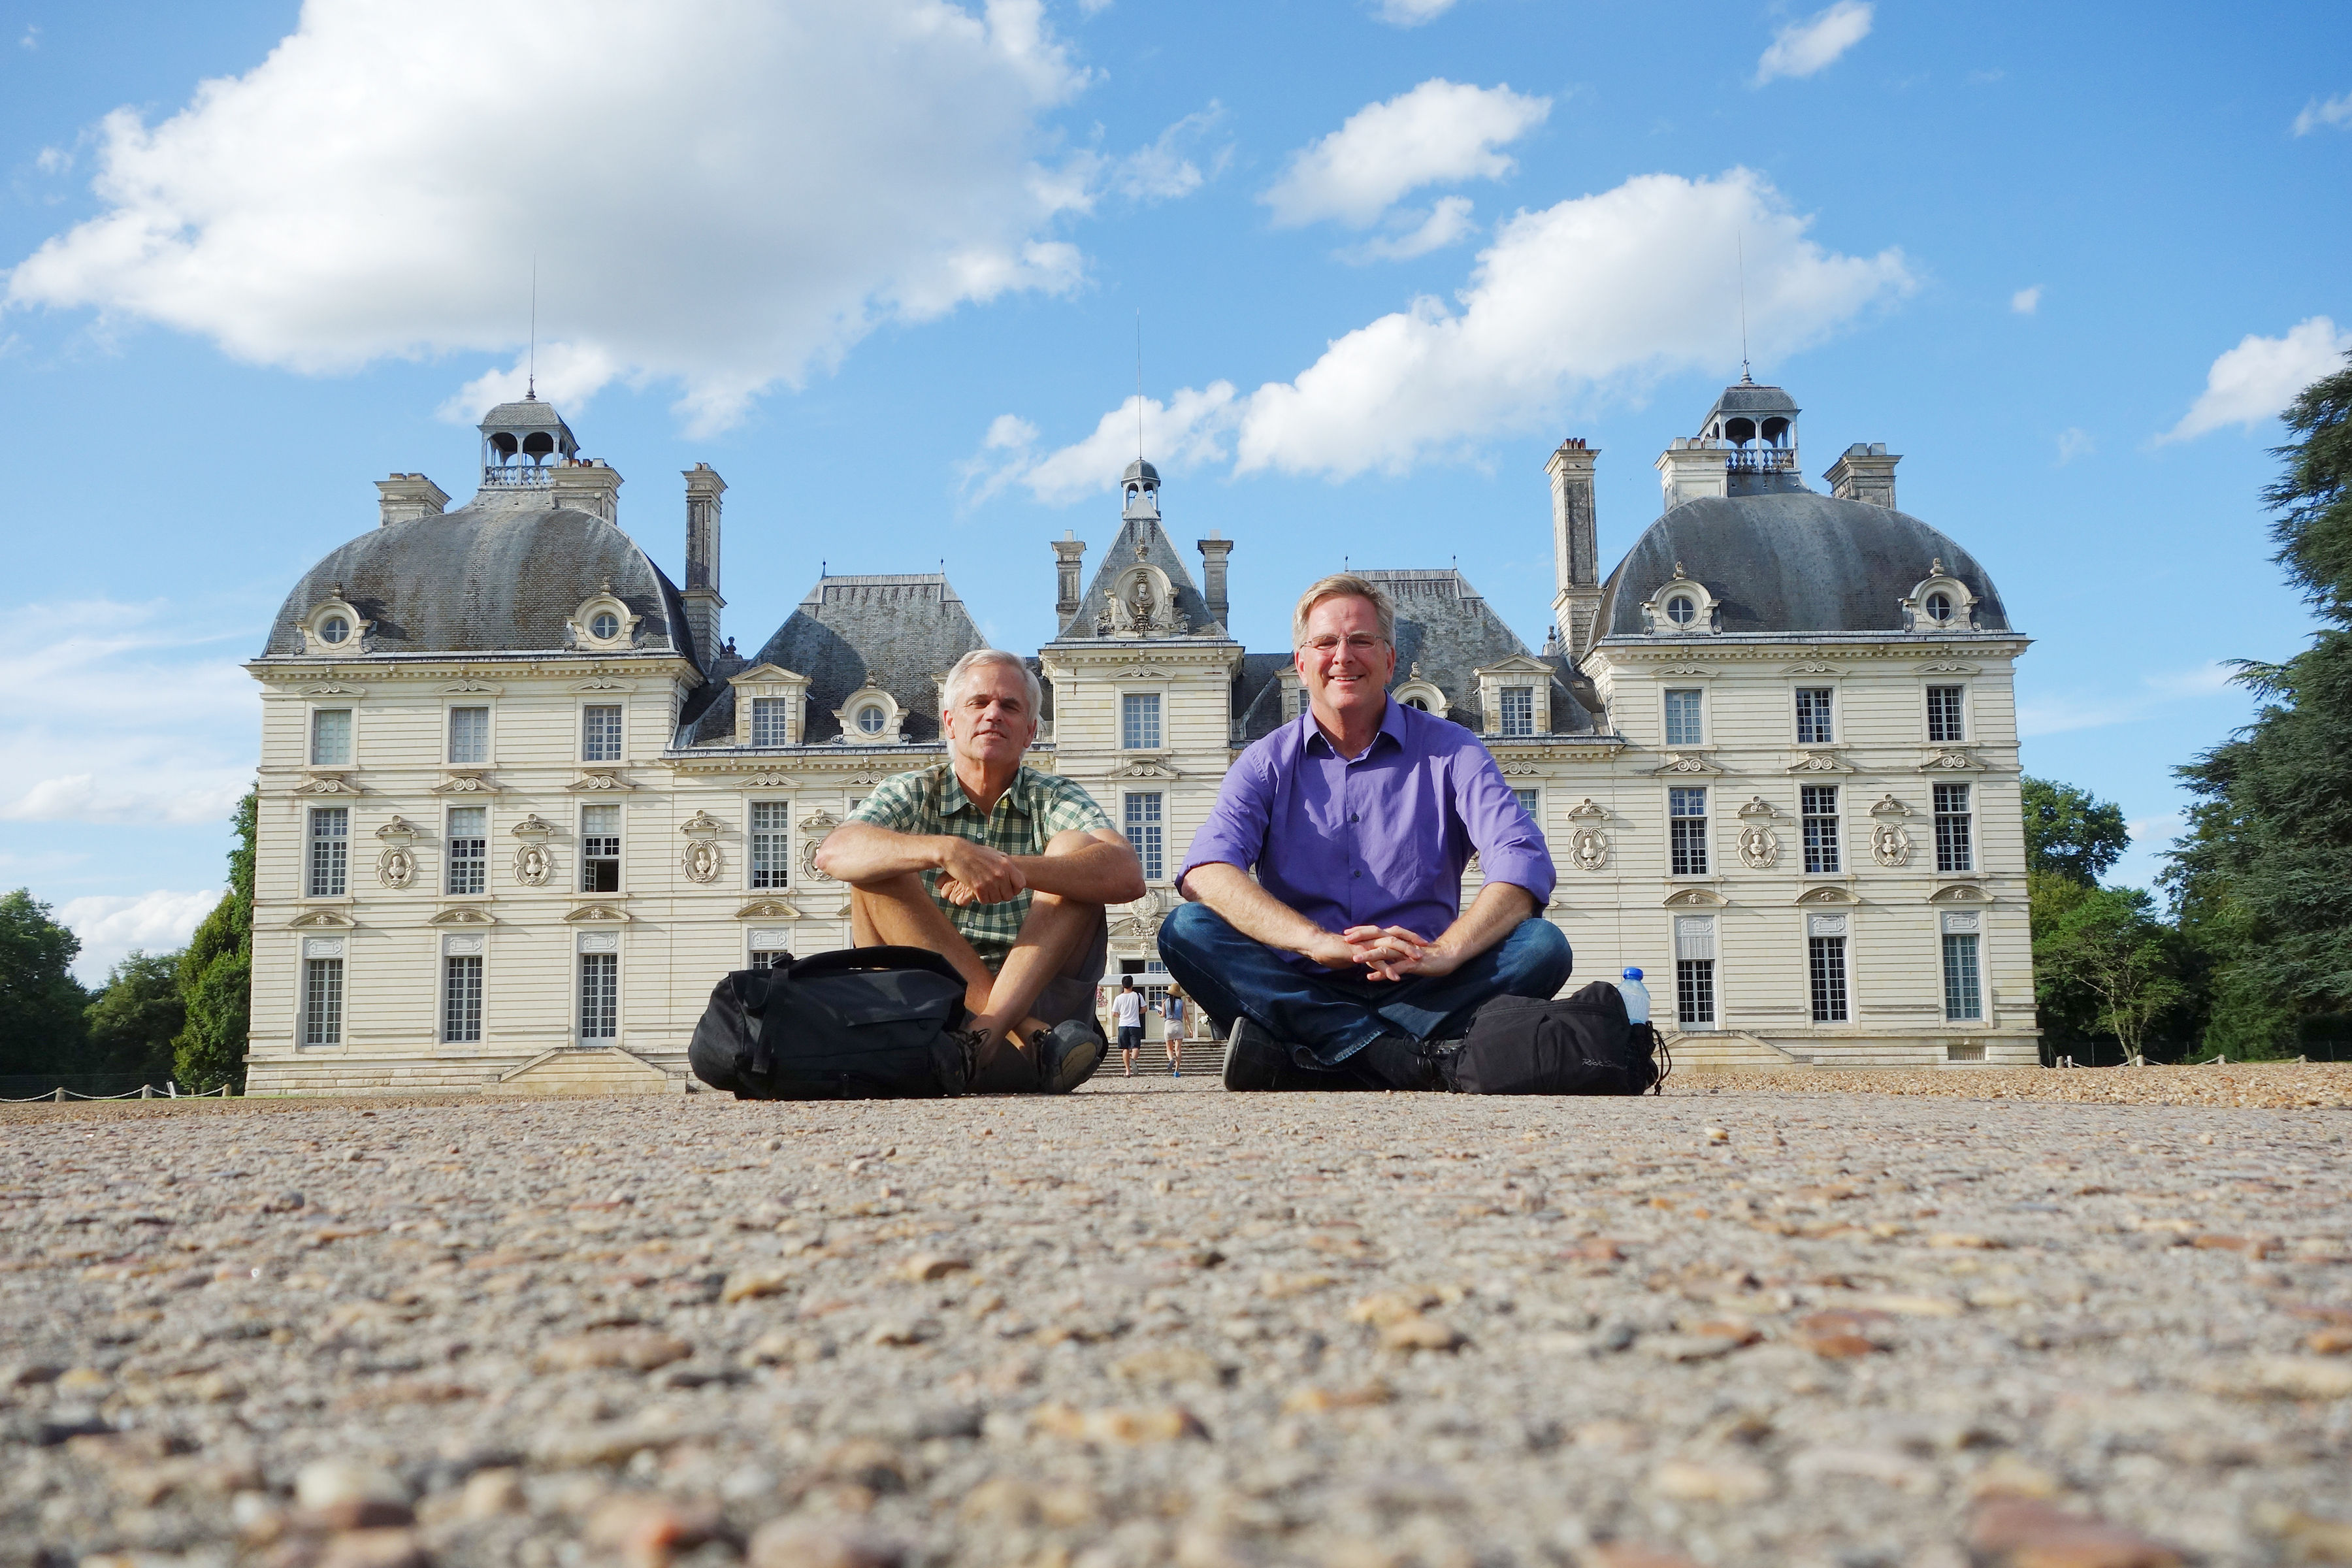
[376,474,449,528]
[681,464,726,661]
[1825,443,1900,510]
[1655,438,1728,512]
[550,459,623,524]
[1053,531,1086,634]
[1198,531,1233,629]
[1545,440,1601,659]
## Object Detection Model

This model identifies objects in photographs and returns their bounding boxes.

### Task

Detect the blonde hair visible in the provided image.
[941,648,1042,718]
[1292,572,1396,650]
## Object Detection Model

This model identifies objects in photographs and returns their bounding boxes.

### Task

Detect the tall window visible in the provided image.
[442,955,482,1043]
[1934,783,1974,872]
[1669,787,1709,875]
[1512,787,1539,819]
[1499,686,1535,738]
[303,955,343,1045]
[306,808,349,897]
[1795,688,1835,745]
[1808,926,1850,1022]
[1663,689,1703,747]
[448,706,489,764]
[310,708,352,766]
[581,805,621,892]
[1943,932,1983,1021]
[1121,692,1162,749]
[1124,793,1164,880]
[1926,686,1965,743]
[749,802,791,889]
[1674,915,1716,1028]
[582,704,623,762]
[445,807,487,894]
[748,948,790,970]
[750,696,790,747]
[1801,785,1840,874]
[580,952,619,1039]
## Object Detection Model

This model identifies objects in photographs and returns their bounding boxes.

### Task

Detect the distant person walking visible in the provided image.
[1112,975,1145,1077]
[1163,988,1187,1076]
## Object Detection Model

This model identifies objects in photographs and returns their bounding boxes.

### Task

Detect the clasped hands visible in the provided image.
[1306,923,1459,981]
[932,837,1024,907]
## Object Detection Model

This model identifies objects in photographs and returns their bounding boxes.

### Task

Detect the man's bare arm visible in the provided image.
[1005,829,1145,905]
[1180,862,1358,969]
[815,821,1023,904]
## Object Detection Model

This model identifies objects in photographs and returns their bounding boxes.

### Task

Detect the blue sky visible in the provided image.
[3,0,2347,980]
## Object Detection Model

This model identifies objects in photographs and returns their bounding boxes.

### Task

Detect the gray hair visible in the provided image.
[1292,572,1397,650]
[941,648,1043,719]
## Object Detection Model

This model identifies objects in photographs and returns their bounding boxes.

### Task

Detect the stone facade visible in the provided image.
[242,384,2036,1094]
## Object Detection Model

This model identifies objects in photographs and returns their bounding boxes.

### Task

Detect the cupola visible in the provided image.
[479,393,578,489]
[1697,374,1802,497]
[1120,457,1161,521]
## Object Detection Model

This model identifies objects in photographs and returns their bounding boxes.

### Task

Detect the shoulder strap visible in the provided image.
[787,945,968,988]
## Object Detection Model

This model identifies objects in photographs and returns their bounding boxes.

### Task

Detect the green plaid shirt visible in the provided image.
[845,762,1113,969]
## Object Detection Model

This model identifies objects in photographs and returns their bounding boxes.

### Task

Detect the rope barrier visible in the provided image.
[0,1082,234,1103]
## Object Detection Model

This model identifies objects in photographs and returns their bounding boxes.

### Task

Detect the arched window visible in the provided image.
[1924,591,1952,623]
[1666,594,1698,627]
[857,705,886,735]
[590,612,621,640]
[489,432,519,461]
[522,431,555,461]
[319,615,350,645]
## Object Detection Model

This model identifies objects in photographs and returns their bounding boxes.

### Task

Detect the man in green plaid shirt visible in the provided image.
[816,650,1143,1093]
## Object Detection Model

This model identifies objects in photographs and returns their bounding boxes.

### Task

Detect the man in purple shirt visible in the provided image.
[1158,574,1573,1091]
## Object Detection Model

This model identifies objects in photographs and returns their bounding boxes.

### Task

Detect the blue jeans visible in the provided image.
[1156,903,1573,1068]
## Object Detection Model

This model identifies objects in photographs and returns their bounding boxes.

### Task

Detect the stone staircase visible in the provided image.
[1662,1031,1815,1073]
[487,1047,685,1096]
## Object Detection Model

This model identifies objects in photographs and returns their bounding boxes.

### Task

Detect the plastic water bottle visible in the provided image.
[1616,966,1651,1024]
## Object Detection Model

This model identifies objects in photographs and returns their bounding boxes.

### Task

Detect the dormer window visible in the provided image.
[857,704,886,736]
[1902,562,1979,633]
[1925,591,1952,623]
[319,615,351,645]
[300,587,372,655]
[591,611,621,641]
[833,685,905,743]
[1666,595,1697,627]
[1402,696,1428,711]
[568,586,640,651]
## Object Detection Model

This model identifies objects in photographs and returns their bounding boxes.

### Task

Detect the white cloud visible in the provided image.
[1345,195,1478,263]
[990,168,1908,495]
[2159,316,2352,444]
[1262,80,1550,229]
[18,24,37,50]
[6,0,1112,435]
[968,384,1240,504]
[1111,104,1229,203]
[2010,285,2041,314]
[2125,811,2183,845]
[1371,0,1461,24]
[59,890,221,983]
[2293,92,2352,135]
[2054,427,2093,464]
[0,599,257,826]
[1755,1,1874,85]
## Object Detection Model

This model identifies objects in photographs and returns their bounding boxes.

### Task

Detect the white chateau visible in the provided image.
[244,380,2036,1094]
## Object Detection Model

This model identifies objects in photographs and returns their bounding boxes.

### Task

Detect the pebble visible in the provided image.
[1966,1495,2183,1568]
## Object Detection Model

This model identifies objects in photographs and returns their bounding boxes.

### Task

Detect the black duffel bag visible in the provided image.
[1447,980,1670,1096]
[689,946,977,1100]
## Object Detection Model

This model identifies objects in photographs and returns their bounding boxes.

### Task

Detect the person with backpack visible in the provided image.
[815,649,1143,1093]
[1162,987,1187,1076]
[1158,574,1571,1092]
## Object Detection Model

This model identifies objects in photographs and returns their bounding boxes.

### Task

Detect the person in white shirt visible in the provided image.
[1112,975,1146,1076]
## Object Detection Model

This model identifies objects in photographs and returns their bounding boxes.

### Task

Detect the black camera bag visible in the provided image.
[1448,981,1670,1096]
[689,946,975,1100]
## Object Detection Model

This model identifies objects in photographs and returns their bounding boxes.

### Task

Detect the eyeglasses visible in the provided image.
[1301,633,1389,655]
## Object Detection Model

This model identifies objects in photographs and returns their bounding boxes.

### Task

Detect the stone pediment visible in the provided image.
[294,773,365,796]
[433,770,501,794]
[736,897,806,920]
[564,902,632,924]
[1929,883,1989,904]
[1662,887,1726,907]
[1918,749,1983,771]
[286,907,356,928]
[1786,751,1854,774]
[1107,757,1183,779]
[429,906,497,926]
[1648,752,1722,776]
[569,770,636,792]
[1795,885,1855,905]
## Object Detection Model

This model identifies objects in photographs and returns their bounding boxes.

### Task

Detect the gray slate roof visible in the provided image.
[1367,570,1597,736]
[1231,653,1294,744]
[681,574,985,748]
[1597,491,2011,638]
[260,487,695,661]
[1703,380,1799,419]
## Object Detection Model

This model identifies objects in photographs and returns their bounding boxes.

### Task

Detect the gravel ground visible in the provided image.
[5,1077,2350,1568]
[1665,1062,2352,1110]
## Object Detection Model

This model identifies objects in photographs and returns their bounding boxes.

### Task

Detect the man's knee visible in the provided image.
[1156,900,1230,966]
[1497,917,1573,996]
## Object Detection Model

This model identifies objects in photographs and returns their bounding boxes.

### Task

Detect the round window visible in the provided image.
[319,615,350,644]
[590,611,621,640]
[857,705,886,734]
[1665,595,1697,627]
[1925,591,1952,623]
[1403,696,1428,711]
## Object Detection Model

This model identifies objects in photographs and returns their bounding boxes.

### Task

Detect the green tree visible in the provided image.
[174,790,257,1093]
[84,951,186,1082]
[2167,350,2352,1047]
[2034,885,2187,1064]
[2020,776,2130,884]
[0,889,90,1076]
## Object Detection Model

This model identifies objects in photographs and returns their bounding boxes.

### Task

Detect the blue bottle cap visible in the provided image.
[1622,966,1642,981]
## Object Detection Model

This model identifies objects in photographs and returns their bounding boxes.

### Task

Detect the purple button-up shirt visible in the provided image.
[1179,697,1556,955]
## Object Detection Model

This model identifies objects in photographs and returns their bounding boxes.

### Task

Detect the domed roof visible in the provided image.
[261,490,696,661]
[479,397,572,431]
[1122,457,1160,484]
[1597,491,2009,638]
